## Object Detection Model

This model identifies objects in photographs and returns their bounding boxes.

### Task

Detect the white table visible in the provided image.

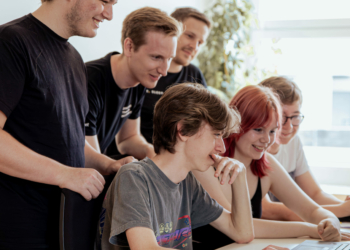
[218,228,350,250]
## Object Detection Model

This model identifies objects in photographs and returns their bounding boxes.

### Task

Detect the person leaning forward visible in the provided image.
[85,7,180,161]
[0,0,136,249]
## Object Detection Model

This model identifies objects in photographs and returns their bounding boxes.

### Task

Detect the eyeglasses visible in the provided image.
[282,114,304,126]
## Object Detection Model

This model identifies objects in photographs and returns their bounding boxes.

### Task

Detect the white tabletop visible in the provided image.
[217,228,350,250]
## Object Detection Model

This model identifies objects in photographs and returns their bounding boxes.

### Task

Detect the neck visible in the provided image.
[168,60,183,73]
[233,148,253,169]
[32,2,71,39]
[267,142,280,155]
[152,151,191,184]
[110,54,140,89]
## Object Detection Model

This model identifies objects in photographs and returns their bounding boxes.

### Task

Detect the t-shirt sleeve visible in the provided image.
[294,135,310,177]
[108,169,153,246]
[0,37,28,117]
[85,70,103,136]
[128,87,146,120]
[189,173,223,229]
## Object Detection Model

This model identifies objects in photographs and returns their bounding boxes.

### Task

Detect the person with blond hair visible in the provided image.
[85,7,180,161]
[99,83,254,250]
[0,0,123,248]
[141,7,211,144]
[259,76,350,221]
[192,85,350,248]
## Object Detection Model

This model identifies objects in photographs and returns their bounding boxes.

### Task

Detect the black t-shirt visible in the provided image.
[140,64,207,143]
[85,52,146,154]
[0,14,88,248]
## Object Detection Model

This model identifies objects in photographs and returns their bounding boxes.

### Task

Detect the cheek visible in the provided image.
[269,134,276,146]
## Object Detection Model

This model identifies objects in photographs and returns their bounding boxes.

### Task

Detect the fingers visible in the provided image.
[341,232,350,241]
[346,195,350,201]
[122,156,137,165]
[317,220,326,236]
[318,220,341,241]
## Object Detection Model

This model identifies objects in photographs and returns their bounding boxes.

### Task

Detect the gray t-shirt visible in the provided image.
[99,158,223,250]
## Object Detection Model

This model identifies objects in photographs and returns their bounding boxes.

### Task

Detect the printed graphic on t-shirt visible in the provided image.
[121,104,132,118]
[146,89,164,96]
[155,215,192,249]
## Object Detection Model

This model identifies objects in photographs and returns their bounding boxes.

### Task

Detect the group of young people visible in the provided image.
[1,0,350,249]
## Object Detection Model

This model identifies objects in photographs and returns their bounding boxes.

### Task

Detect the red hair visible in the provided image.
[223,85,282,177]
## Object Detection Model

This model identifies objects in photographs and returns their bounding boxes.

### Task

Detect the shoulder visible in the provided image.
[0,16,33,48]
[184,64,207,86]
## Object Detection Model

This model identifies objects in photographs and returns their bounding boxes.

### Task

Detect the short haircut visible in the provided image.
[259,76,303,105]
[223,85,282,178]
[121,7,181,52]
[41,0,52,2]
[153,83,240,154]
[171,7,211,29]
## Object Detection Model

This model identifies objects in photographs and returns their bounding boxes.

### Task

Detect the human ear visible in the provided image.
[123,38,134,57]
[176,122,189,142]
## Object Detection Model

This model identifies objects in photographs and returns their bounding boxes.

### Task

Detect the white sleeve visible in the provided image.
[294,135,310,177]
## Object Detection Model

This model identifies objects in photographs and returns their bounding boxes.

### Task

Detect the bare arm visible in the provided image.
[0,110,105,200]
[116,118,155,160]
[86,135,101,153]
[203,156,254,243]
[261,194,302,221]
[126,227,170,250]
[267,154,341,241]
[296,171,342,205]
[84,139,136,175]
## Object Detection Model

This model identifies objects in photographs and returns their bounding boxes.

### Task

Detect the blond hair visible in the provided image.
[259,76,302,105]
[171,7,211,29]
[121,7,181,52]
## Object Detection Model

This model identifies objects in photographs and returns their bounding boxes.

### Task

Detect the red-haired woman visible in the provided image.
[193,85,350,246]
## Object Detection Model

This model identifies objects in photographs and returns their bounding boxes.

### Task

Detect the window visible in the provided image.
[253,1,350,188]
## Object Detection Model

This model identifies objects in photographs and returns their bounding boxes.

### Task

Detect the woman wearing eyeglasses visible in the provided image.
[259,76,350,222]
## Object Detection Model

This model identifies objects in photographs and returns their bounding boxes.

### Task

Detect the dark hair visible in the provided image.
[223,85,282,178]
[153,83,240,154]
[259,76,302,105]
[121,7,181,52]
[171,7,211,28]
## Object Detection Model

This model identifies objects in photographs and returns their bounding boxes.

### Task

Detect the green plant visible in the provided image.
[198,0,259,100]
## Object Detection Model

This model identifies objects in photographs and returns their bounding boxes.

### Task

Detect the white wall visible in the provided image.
[0,0,207,62]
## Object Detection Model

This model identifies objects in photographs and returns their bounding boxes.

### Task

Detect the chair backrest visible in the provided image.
[59,174,116,250]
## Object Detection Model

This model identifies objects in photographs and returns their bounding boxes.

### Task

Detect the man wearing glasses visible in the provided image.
[259,76,350,222]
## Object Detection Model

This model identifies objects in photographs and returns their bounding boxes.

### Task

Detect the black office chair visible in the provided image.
[59,174,116,250]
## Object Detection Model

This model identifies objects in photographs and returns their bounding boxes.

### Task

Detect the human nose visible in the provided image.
[215,138,226,154]
[102,4,113,21]
[261,131,270,144]
[158,60,168,77]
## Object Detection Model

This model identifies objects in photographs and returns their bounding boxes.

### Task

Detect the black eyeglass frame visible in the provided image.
[282,114,305,126]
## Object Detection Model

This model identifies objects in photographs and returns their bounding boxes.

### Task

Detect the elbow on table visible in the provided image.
[234,232,255,244]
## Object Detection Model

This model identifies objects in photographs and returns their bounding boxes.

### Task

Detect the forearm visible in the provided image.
[254,219,318,239]
[230,173,254,242]
[117,135,155,160]
[321,203,350,218]
[84,141,114,175]
[0,129,66,186]
[261,200,302,221]
[313,190,343,205]
[308,207,339,225]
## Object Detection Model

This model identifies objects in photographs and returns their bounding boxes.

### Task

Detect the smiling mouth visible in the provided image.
[253,145,264,151]
[93,18,101,28]
[150,74,161,81]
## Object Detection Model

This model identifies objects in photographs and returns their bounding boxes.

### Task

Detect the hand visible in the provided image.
[341,230,350,241]
[105,156,137,175]
[263,245,290,250]
[57,167,105,201]
[211,154,246,185]
[345,195,350,201]
[317,218,341,241]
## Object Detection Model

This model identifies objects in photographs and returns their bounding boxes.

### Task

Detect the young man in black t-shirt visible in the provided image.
[85,7,180,160]
[141,8,211,143]
[0,0,134,249]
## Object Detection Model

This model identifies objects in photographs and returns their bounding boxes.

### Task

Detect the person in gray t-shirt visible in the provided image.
[99,83,254,250]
